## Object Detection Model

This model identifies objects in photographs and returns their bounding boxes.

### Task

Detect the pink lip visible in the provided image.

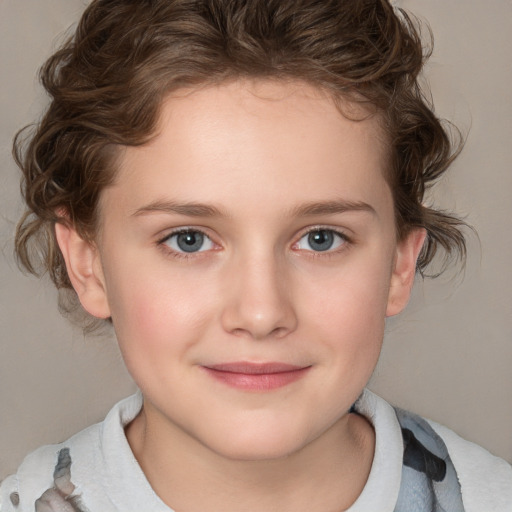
[201,362,311,391]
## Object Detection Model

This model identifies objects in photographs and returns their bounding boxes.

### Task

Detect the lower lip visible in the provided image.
[201,366,311,391]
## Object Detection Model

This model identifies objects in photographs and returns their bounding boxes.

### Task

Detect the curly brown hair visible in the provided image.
[14,0,466,320]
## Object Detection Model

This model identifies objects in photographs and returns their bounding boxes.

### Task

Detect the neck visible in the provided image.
[125,402,375,512]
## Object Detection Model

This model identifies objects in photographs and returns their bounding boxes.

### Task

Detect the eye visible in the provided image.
[161,230,214,253]
[295,229,347,252]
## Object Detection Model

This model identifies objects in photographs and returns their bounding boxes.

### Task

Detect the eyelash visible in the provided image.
[292,226,351,260]
[156,226,352,260]
[157,228,217,260]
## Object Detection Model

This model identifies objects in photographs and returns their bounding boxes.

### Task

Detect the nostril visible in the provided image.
[220,267,298,339]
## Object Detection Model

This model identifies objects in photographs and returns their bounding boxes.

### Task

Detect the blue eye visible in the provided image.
[163,230,214,253]
[296,229,346,252]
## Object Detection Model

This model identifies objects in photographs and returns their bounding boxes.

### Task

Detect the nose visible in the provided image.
[220,253,298,340]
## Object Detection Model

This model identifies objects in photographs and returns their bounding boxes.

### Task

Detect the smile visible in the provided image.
[201,362,311,391]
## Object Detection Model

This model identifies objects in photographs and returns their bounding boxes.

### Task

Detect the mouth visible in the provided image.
[201,362,311,391]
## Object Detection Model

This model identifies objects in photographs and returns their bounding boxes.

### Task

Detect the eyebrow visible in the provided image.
[132,200,226,218]
[290,199,377,217]
[131,198,376,218]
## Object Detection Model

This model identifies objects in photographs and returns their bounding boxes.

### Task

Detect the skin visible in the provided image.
[56,80,425,512]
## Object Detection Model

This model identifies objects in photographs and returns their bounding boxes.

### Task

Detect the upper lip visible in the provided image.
[204,362,309,374]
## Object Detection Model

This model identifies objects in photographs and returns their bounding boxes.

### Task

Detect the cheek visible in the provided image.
[104,262,218,360]
[301,254,392,359]
[309,258,390,318]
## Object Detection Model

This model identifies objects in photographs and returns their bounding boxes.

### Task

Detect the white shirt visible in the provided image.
[1,390,511,511]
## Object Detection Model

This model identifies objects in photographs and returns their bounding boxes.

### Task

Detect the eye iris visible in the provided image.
[177,232,204,252]
[308,230,334,251]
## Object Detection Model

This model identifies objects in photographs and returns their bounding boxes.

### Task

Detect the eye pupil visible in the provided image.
[177,232,204,252]
[308,230,334,251]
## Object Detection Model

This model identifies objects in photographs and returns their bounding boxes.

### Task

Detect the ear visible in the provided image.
[386,228,427,317]
[54,222,111,319]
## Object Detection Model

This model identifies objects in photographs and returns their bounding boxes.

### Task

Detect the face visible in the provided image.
[60,80,423,461]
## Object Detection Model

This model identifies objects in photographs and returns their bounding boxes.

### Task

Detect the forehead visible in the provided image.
[109,79,391,217]
[155,80,386,155]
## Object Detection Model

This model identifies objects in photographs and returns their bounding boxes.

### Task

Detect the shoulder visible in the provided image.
[428,419,512,512]
[0,423,102,512]
[357,390,512,511]
[0,392,143,512]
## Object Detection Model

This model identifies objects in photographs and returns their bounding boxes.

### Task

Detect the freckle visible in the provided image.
[10,491,20,506]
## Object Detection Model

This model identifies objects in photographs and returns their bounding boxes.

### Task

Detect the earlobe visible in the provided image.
[54,222,111,319]
[386,228,427,317]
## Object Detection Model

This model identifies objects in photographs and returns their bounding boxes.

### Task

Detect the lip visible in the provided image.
[201,362,311,391]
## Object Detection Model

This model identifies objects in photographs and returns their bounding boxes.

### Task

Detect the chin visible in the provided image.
[213,439,303,462]
[199,421,315,462]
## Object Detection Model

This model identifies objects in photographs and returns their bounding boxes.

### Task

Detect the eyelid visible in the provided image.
[292,226,351,252]
[157,227,219,257]
[155,225,351,258]
[157,225,214,242]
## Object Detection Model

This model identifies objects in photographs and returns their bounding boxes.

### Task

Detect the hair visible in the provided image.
[14,0,467,323]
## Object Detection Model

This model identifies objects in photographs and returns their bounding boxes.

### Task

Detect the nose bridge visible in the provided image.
[220,246,297,340]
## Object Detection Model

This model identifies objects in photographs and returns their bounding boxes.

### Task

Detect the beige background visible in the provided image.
[1,0,511,478]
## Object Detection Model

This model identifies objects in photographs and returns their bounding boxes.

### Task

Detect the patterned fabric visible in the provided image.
[22,405,466,511]
[394,407,465,512]
[33,449,88,512]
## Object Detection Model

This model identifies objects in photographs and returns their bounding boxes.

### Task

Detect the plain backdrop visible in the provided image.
[1,0,511,478]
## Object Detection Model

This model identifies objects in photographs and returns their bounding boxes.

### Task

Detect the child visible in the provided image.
[1,0,511,511]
